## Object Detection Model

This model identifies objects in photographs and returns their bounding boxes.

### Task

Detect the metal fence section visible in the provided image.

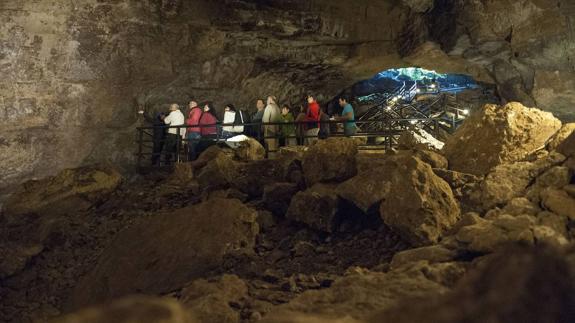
[135,118,444,171]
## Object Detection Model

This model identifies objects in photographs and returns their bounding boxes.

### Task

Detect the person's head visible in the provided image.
[306,95,315,104]
[267,96,277,105]
[157,112,167,120]
[203,102,212,112]
[256,99,265,110]
[338,95,349,107]
[225,104,236,112]
[282,105,290,115]
[169,103,179,111]
[189,100,198,109]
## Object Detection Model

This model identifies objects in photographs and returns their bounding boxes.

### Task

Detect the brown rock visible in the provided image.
[302,138,358,186]
[233,137,265,162]
[547,123,575,151]
[262,182,300,216]
[557,131,575,158]
[379,155,460,246]
[286,184,340,233]
[72,198,258,308]
[537,211,569,238]
[442,102,562,176]
[196,152,239,191]
[4,165,122,217]
[53,296,197,323]
[390,245,457,269]
[180,275,248,323]
[541,188,575,220]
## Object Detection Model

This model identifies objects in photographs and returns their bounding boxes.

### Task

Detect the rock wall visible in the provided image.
[1,0,574,193]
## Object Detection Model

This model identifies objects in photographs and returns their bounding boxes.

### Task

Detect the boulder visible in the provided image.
[525,166,572,202]
[286,184,340,233]
[379,155,460,246]
[72,198,259,308]
[390,245,458,269]
[476,152,566,209]
[442,102,562,176]
[4,165,122,217]
[180,275,248,323]
[541,188,575,220]
[302,138,358,186]
[0,243,43,279]
[412,149,448,169]
[262,182,300,216]
[401,0,434,13]
[537,211,569,238]
[196,152,239,191]
[336,162,394,214]
[233,137,265,161]
[547,123,575,151]
[397,128,444,151]
[454,214,535,253]
[557,131,575,158]
[232,160,285,198]
[371,245,575,323]
[262,263,451,322]
[501,198,540,216]
[53,296,197,323]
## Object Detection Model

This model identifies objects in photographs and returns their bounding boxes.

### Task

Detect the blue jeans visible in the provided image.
[344,126,357,137]
[187,132,201,161]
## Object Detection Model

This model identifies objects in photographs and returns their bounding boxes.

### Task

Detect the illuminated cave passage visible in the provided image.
[1,1,575,323]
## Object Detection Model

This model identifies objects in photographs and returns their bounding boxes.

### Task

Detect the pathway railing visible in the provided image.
[135,117,443,170]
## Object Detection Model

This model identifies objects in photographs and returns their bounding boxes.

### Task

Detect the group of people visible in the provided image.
[146,94,357,165]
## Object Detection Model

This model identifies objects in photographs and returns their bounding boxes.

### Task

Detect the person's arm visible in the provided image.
[164,113,172,125]
[336,111,353,121]
[262,107,271,123]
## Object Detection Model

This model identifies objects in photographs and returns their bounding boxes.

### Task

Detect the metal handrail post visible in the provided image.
[137,128,143,170]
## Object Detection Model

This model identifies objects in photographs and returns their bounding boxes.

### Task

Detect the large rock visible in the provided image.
[180,275,248,323]
[196,152,239,191]
[262,263,453,322]
[476,152,566,209]
[4,165,122,217]
[547,123,575,151]
[379,155,460,246]
[541,188,575,220]
[72,198,259,308]
[286,184,340,233]
[371,245,575,323]
[262,182,300,216]
[233,137,266,162]
[232,160,285,198]
[53,296,197,323]
[302,138,358,186]
[557,131,575,158]
[442,102,562,176]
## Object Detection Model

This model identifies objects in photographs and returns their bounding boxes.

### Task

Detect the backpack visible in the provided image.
[233,110,250,134]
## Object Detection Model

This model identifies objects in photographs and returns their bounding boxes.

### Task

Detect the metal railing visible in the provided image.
[135,117,443,170]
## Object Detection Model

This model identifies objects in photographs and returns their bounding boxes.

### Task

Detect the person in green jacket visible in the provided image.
[280,105,297,146]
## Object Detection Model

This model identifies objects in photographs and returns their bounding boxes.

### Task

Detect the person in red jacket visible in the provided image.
[305,95,321,144]
[186,100,202,161]
[199,102,218,137]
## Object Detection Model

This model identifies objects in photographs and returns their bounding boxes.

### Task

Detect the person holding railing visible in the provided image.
[280,105,296,146]
[164,103,185,165]
[333,95,357,137]
[262,96,281,157]
[305,95,321,144]
[186,100,202,161]
[251,99,266,142]
[294,105,307,145]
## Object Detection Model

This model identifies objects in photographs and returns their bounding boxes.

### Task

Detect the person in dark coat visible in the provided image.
[150,112,167,166]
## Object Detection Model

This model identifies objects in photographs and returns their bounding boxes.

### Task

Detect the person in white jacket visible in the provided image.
[262,96,281,157]
[164,103,185,164]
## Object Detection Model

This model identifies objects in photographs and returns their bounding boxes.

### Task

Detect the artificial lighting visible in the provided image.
[386,106,392,111]
[462,109,470,115]
[410,120,418,125]
[416,88,421,93]
[430,84,436,89]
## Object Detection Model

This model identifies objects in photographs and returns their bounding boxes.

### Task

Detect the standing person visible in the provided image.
[280,105,296,147]
[199,102,218,138]
[150,112,167,166]
[251,99,266,141]
[164,103,185,164]
[186,100,202,161]
[262,96,281,157]
[334,95,357,137]
[221,104,237,139]
[294,105,307,145]
[305,95,321,144]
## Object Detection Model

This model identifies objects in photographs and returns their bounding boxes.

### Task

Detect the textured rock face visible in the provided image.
[2,0,575,192]
[72,198,259,308]
[286,184,340,233]
[443,103,562,176]
[53,296,198,323]
[302,138,358,186]
[4,165,122,217]
[379,155,460,246]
